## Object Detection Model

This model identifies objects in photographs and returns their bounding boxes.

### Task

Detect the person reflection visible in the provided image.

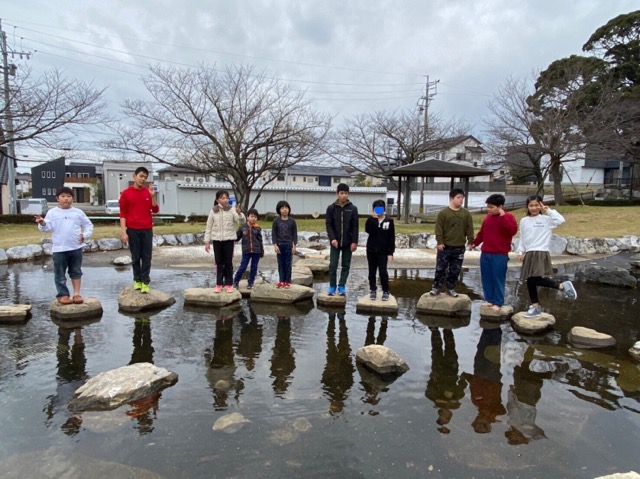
[270,315,296,397]
[461,326,506,434]
[505,348,548,445]
[127,316,160,434]
[425,327,466,434]
[364,315,388,346]
[44,327,87,436]
[204,314,238,410]
[321,312,355,414]
[236,307,263,372]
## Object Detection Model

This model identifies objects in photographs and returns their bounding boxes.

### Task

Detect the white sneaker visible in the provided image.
[561,281,577,300]
[523,305,542,318]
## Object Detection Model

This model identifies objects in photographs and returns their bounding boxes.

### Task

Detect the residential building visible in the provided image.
[102,161,154,202]
[267,165,354,187]
[32,158,98,203]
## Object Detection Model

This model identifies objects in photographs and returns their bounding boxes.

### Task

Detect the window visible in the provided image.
[52,172,56,179]
[46,171,51,178]
[72,173,77,177]
[277,175,285,181]
[66,172,71,177]
[315,178,318,182]
[41,171,45,178]
[293,176,297,181]
[303,177,307,182]
[333,177,340,183]
[42,188,46,195]
[47,188,52,195]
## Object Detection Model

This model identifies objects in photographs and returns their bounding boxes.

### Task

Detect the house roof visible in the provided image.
[385,159,491,178]
[421,135,483,152]
[465,145,486,153]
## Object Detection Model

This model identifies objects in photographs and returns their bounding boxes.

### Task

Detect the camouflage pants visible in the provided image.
[433,246,465,291]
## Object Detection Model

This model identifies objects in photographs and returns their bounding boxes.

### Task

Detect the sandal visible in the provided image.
[72,295,84,304]
[57,296,73,305]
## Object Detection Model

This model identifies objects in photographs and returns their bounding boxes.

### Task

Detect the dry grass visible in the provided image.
[2,205,639,250]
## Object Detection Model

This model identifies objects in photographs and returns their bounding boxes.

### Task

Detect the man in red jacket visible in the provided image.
[470,194,518,311]
[119,167,159,294]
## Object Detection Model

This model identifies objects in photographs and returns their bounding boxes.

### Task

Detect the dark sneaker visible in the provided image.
[370,290,377,300]
[446,289,459,298]
[382,291,390,301]
[246,284,253,289]
[337,285,346,296]
[328,286,336,296]
[561,281,577,300]
[233,282,239,289]
[523,305,542,318]
[429,288,440,296]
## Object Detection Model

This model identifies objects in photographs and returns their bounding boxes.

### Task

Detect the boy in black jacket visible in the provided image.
[325,183,359,296]
[233,208,264,289]
[366,199,395,301]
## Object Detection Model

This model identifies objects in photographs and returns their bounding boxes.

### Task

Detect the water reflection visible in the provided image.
[321,312,355,414]
[235,307,262,372]
[364,315,388,346]
[205,315,241,410]
[462,326,506,434]
[425,327,466,434]
[270,316,296,397]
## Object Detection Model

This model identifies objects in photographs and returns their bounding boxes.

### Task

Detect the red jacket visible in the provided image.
[472,213,518,255]
[119,186,159,230]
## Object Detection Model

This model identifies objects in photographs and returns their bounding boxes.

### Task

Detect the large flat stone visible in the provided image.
[291,265,314,286]
[183,287,242,307]
[356,293,398,314]
[480,304,514,322]
[50,297,103,321]
[70,362,178,412]
[568,326,616,348]
[356,345,410,376]
[317,292,346,307]
[250,283,315,304]
[415,293,471,317]
[511,312,556,334]
[294,256,329,274]
[236,278,265,298]
[117,287,176,313]
[0,304,32,324]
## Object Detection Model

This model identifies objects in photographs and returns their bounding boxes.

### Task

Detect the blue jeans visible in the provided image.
[480,252,509,307]
[234,253,261,285]
[52,248,84,298]
[329,247,353,288]
[276,243,293,283]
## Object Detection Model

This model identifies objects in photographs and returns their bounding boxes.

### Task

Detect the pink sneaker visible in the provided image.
[276,282,284,289]
[284,283,291,289]
[225,285,234,293]
[213,285,223,293]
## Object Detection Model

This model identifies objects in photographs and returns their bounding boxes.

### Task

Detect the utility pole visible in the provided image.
[1,19,30,214]
[416,76,439,214]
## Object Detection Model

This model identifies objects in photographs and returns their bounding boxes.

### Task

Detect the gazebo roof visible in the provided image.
[385,159,491,178]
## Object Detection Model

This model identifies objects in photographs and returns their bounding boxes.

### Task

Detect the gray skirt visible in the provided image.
[520,251,553,281]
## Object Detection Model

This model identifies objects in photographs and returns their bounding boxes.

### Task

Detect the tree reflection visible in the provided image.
[270,316,296,397]
[461,326,506,434]
[321,312,354,414]
[425,327,466,434]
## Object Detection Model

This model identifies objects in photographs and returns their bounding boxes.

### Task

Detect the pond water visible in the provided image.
[0,259,639,479]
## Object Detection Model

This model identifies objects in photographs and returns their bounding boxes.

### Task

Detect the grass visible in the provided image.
[2,205,639,250]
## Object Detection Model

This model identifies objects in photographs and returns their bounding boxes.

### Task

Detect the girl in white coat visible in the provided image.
[517,196,577,317]
[204,190,245,292]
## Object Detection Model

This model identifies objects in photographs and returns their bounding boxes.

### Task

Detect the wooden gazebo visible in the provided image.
[385,159,492,222]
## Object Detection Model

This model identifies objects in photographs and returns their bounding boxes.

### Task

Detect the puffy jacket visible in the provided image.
[236,223,264,255]
[204,206,245,242]
[325,200,359,248]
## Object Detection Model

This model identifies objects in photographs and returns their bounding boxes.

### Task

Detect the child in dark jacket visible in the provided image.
[272,200,298,289]
[233,208,264,289]
[365,199,395,301]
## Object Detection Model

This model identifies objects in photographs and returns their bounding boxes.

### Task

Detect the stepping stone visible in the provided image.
[356,293,398,314]
[250,283,314,304]
[568,326,616,348]
[0,304,32,325]
[355,345,409,376]
[480,304,514,322]
[416,314,471,330]
[213,412,250,433]
[291,265,314,286]
[118,287,176,313]
[511,311,555,335]
[294,256,329,275]
[112,255,132,266]
[415,293,471,317]
[630,341,640,361]
[317,292,346,307]
[183,287,241,307]
[50,297,103,321]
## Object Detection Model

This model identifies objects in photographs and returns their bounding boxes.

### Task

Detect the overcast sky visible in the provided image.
[3,1,637,170]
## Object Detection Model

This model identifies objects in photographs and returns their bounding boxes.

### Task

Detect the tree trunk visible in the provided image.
[550,156,565,205]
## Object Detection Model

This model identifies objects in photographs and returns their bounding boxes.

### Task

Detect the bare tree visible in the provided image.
[0,67,107,149]
[107,64,331,210]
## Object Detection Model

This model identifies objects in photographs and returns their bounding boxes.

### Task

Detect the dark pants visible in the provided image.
[480,252,509,307]
[213,240,235,286]
[276,243,293,283]
[526,276,560,303]
[127,228,153,284]
[329,247,353,288]
[52,248,84,298]
[234,252,261,285]
[367,252,389,292]
[433,246,465,290]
